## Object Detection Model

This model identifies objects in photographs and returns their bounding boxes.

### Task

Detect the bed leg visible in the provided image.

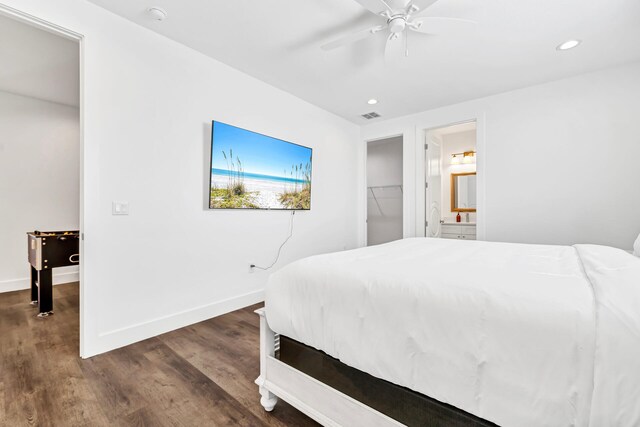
[255,308,278,412]
[259,387,278,412]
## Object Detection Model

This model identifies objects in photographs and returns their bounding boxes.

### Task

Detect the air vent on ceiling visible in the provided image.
[361,112,381,120]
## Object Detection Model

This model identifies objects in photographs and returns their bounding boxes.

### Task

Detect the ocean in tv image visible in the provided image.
[210,121,312,209]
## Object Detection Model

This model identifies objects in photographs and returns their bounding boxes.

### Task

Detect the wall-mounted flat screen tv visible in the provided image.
[209,121,312,210]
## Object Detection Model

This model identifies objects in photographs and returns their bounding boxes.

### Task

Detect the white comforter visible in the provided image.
[265,238,640,426]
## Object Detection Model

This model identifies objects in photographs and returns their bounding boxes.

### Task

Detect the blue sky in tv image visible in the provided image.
[211,121,312,180]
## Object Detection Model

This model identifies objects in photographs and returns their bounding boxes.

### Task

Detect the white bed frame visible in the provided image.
[255,308,403,427]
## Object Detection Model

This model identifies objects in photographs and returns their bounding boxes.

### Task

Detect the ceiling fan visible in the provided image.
[322,0,476,62]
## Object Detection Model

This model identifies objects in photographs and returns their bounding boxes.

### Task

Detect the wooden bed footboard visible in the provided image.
[255,308,404,426]
[255,308,495,427]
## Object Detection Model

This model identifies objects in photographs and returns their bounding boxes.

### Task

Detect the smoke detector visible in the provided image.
[147,7,167,21]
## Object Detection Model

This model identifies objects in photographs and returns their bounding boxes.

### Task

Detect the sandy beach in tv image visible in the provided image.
[210,122,312,210]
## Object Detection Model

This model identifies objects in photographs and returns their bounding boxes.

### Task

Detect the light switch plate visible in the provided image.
[112,201,129,215]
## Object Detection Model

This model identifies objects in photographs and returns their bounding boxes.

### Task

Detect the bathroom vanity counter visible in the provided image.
[441,223,476,240]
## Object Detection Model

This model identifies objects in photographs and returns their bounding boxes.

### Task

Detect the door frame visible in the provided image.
[0,4,87,357]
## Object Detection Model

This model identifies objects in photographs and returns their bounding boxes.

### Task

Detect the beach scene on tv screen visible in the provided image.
[210,122,312,209]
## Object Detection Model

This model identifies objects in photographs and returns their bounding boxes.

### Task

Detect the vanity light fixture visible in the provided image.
[367,99,378,105]
[451,151,476,165]
[462,151,475,164]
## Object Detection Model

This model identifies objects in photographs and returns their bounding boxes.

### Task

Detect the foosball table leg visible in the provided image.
[37,269,54,317]
[30,266,38,306]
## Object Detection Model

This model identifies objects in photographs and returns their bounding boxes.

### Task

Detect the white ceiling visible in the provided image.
[87,0,640,123]
[0,14,79,107]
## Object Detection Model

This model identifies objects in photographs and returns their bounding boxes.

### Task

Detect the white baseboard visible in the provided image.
[0,271,79,294]
[84,289,265,358]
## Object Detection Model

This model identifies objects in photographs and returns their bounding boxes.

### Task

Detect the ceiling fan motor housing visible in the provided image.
[388,17,407,34]
[321,0,476,56]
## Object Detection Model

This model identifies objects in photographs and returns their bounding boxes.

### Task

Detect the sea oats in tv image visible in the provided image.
[209,122,312,210]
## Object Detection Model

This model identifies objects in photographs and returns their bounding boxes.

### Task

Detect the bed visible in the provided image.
[257,238,640,426]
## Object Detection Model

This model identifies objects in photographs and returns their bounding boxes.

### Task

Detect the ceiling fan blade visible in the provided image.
[321,25,386,51]
[406,0,440,17]
[410,17,477,36]
[353,0,394,15]
[384,32,407,64]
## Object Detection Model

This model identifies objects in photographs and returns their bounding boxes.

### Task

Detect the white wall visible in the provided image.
[1,0,360,357]
[367,137,403,245]
[362,61,640,250]
[440,130,477,222]
[0,91,79,292]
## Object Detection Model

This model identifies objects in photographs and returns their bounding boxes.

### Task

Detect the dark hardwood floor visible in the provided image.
[0,283,318,426]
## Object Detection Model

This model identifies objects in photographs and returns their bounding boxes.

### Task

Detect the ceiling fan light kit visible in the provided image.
[388,17,406,34]
[321,0,476,63]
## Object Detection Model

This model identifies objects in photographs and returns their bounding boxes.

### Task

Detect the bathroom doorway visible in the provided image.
[425,122,477,240]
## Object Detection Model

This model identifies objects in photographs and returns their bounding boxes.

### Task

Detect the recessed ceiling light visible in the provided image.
[147,7,167,21]
[367,99,378,105]
[556,39,581,51]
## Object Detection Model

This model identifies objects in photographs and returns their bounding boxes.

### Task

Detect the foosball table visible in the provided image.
[27,230,80,317]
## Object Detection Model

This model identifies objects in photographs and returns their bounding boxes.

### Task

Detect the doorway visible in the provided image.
[366,136,403,246]
[425,122,477,239]
[0,9,82,349]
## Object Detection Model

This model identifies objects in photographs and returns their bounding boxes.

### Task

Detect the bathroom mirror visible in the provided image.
[451,172,477,212]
